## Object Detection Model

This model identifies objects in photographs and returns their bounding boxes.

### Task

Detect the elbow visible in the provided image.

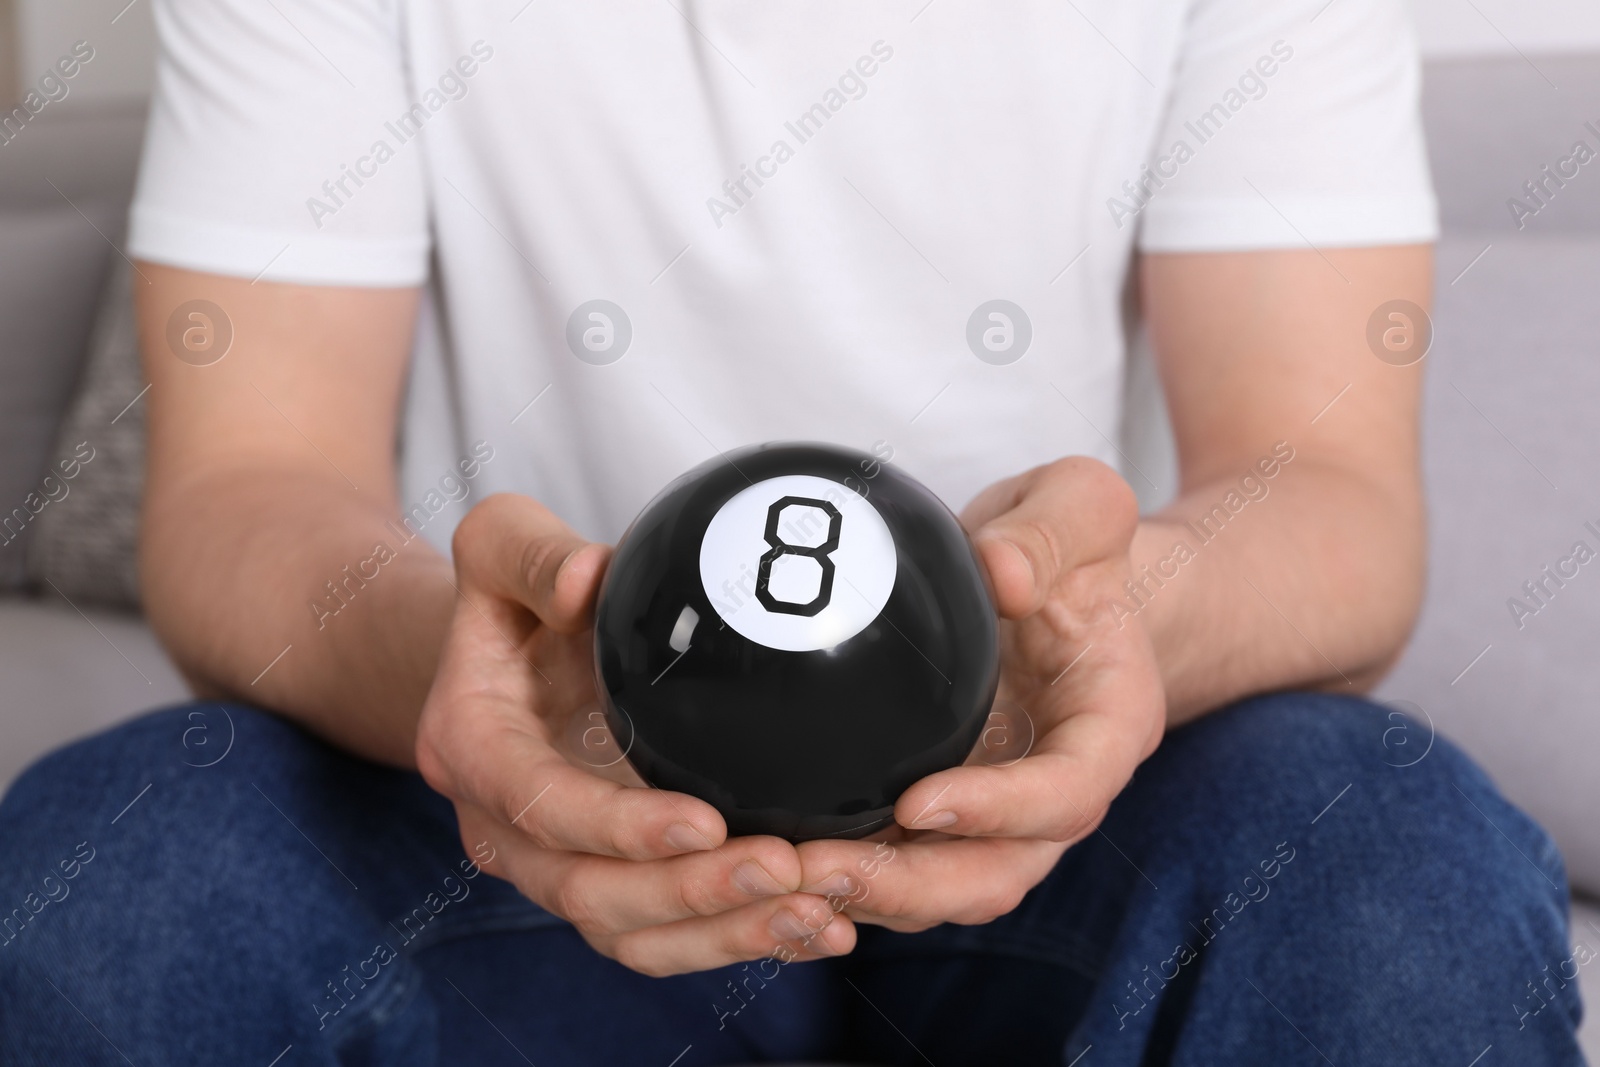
[138,491,226,696]
[1332,494,1428,694]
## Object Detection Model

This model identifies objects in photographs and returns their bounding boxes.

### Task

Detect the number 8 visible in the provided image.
[755,496,842,617]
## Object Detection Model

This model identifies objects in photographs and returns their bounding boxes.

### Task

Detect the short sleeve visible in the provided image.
[1137,0,1437,252]
[128,0,430,286]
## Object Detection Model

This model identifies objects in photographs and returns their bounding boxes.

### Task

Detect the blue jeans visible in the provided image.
[0,693,1583,1065]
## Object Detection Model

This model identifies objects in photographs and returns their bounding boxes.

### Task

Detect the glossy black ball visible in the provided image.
[593,442,999,842]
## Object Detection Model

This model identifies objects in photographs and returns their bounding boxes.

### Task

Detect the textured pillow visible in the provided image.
[0,205,113,588]
[26,258,145,611]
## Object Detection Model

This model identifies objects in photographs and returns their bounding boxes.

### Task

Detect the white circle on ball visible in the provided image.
[699,474,897,652]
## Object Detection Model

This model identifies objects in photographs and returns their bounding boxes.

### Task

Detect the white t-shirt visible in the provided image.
[129,0,1435,547]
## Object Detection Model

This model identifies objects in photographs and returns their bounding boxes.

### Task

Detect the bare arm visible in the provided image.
[138,264,839,975]
[796,243,1434,933]
[137,264,446,766]
[1136,245,1432,722]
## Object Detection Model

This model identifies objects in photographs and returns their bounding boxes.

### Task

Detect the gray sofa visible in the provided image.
[2,57,1598,1057]
[0,100,189,787]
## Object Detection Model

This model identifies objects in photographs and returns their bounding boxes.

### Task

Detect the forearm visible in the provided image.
[141,465,456,766]
[1128,454,1424,723]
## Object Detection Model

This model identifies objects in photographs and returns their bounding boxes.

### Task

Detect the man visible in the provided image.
[0,0,1583,1063]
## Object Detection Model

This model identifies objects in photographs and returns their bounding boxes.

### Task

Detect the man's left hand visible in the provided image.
[796,457,1166,932]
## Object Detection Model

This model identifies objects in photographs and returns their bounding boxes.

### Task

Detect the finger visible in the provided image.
[894,651,1160,841]
[422,594,728,861]
[895,750,1114,843]
[453,731,731,860]
[964,458,1137,618]
[509,834,806,936]
[797,836,1061,930]
[453,492,611,632]
[603,894,855,978]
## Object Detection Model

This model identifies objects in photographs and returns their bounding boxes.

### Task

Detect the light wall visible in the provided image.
[7,0,1600,105]
[1410,0,1600,56]
[11,0,154,104]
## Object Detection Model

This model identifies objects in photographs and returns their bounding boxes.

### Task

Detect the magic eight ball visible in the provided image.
[592,442,1000,842]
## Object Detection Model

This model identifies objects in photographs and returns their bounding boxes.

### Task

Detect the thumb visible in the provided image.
[453,493,611,633]
[973,524,1056,619]
[971,458,1137,619]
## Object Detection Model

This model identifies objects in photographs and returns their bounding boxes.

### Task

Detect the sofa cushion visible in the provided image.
[0,599,188,794]
[0,204,112,588]
[0,101,146,212]
[0,102,147,592]
[1371,55,1600,899]
[1422,55,1600,235]
[1376,234,1600,896]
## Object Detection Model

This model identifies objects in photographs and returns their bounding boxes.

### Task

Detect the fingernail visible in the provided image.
[810,925,847,956]
[914,810,958,830]
[768,908,827,943]
[980,533,1034,581]
[732,860,785,896]
[810,872,860,899]
[664,822,711,852]
[553,545,584,587]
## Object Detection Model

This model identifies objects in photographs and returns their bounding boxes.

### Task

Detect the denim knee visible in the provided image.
[1131,692,1579,1030]
[1147,691,1567,889]
[0,704,445,1065]
[853,691,1581,1062]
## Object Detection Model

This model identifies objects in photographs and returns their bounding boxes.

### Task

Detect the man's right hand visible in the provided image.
[415,494,856,976]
